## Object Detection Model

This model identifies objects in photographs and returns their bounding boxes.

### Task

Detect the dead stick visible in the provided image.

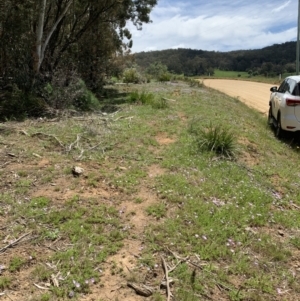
[31,132,64,148]
[161,256,171,301]
[0,232,31,254]
[66,134,81,152]
[33,283,50,290]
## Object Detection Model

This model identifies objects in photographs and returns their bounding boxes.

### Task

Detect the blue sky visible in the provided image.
[128,0,298,53]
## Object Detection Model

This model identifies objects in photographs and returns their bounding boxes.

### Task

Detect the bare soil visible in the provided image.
[203,79,277,114]
[0,121,175,301]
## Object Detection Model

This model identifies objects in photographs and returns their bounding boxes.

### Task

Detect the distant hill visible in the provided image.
[134,41,296,77]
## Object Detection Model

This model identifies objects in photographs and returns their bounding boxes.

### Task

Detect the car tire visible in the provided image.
[268,106,273,126]
[275,114,284,138]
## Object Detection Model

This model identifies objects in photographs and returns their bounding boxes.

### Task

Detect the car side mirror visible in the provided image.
[270,86,277,92]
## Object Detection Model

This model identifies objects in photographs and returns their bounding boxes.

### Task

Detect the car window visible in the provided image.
[287,79,296,95]
[278,80,288,93]
[292,82,300,96]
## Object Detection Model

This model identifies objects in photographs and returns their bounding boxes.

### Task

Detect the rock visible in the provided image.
[72,166,84,177]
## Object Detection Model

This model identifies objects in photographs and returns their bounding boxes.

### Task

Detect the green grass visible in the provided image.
[1,80,300,300]
[213,69,249,78]
[207,69,283,84]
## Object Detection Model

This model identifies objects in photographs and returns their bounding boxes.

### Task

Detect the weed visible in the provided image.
[146,203,166,218]
[150,97,168,109]
[0,276,11,290]
[17,170,28,177]
[9,256,25,272]
[29,196,50,208]
[134,197,143,204]
[32,265,52,282]
[40,294,51,301]
[190,121,237,158]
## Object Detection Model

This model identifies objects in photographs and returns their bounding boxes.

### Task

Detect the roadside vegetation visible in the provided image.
[1,79,300,301]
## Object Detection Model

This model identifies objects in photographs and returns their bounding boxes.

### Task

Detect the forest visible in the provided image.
[0,0,157,119]
[134,41,297,77]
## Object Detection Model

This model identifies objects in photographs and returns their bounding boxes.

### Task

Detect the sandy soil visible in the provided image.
[203,79,277,114]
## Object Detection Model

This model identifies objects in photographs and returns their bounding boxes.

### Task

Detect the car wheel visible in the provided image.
[268,106,273,126]
[275,115,284,138]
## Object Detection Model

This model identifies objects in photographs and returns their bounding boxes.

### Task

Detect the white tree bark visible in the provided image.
[35,0,72,73]
[36,0,47,72]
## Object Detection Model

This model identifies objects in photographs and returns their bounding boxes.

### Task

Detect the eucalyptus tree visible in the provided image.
[0,0,157,90]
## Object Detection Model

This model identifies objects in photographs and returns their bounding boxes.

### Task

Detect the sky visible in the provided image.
[128,0,298,53]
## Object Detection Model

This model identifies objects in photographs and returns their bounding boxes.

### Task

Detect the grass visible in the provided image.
[189,121,237,158]
[1,80,300,300]
[206,69,285,84]
[213,69,249,78]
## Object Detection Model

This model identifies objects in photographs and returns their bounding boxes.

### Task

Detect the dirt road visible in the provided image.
[203,79,277,115]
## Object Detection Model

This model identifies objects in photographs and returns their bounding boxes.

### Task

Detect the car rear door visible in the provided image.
[273,79,288,116]
[291,81,300,122]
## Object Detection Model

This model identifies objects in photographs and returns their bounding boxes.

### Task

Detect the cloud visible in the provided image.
[128,0,297,53]
[272,0,291,13]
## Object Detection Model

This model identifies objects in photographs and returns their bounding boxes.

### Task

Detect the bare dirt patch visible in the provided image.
[155,133,176,145]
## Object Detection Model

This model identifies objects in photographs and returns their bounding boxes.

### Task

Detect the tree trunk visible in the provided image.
[35,0,47,73]
[35,0,72,73]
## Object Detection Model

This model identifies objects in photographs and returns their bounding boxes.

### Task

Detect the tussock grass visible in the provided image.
[127,90,168,109]
[189,121,237,158]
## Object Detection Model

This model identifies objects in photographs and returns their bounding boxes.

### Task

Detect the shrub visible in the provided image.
[150,98,168,109]
[123,68,143,84]
[73,80,99,111]
[127,91,168,109]
[190,122,237,158]
[158,72,171,82]
[0,85,47,121]
[127,91,154,104]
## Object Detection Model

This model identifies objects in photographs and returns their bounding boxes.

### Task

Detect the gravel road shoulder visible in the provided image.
[203,79,277,115]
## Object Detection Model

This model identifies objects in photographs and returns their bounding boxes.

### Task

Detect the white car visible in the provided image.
[268,75,300,137]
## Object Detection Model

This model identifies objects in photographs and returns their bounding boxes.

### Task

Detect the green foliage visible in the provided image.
[158,72,171,82]
[146,203,166,218]
[123,68,144,83]
[9,257,25,272]
[0,0,158,117]
[29,196,50,208]
[73,80,100,111]
[135,42,297,78]
[40,294,51,301]
[0,277,11,290]
[127,91,168,109]
[0,86,47,121]
[150,98,168,109]
[189,122,237,158]
[146,62,170,81]
[214,69,249,78]
[127,91,155,104]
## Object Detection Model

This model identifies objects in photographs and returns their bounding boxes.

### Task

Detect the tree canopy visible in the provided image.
[0,0,157,117]
[134,42,297,77]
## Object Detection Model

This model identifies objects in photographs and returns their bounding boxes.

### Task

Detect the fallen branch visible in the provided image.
[76,149,85,161]
[66,134,81,153]
[0,232,31,254]
[161,256,171,301]
[0,162,10,168]
[162,97,176,102]
[19,129,30,136]
[33,283,50,290]
[127,282,153,297]
[31,132,64,148]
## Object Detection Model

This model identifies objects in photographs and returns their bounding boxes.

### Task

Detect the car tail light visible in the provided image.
[286,98,300,106]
